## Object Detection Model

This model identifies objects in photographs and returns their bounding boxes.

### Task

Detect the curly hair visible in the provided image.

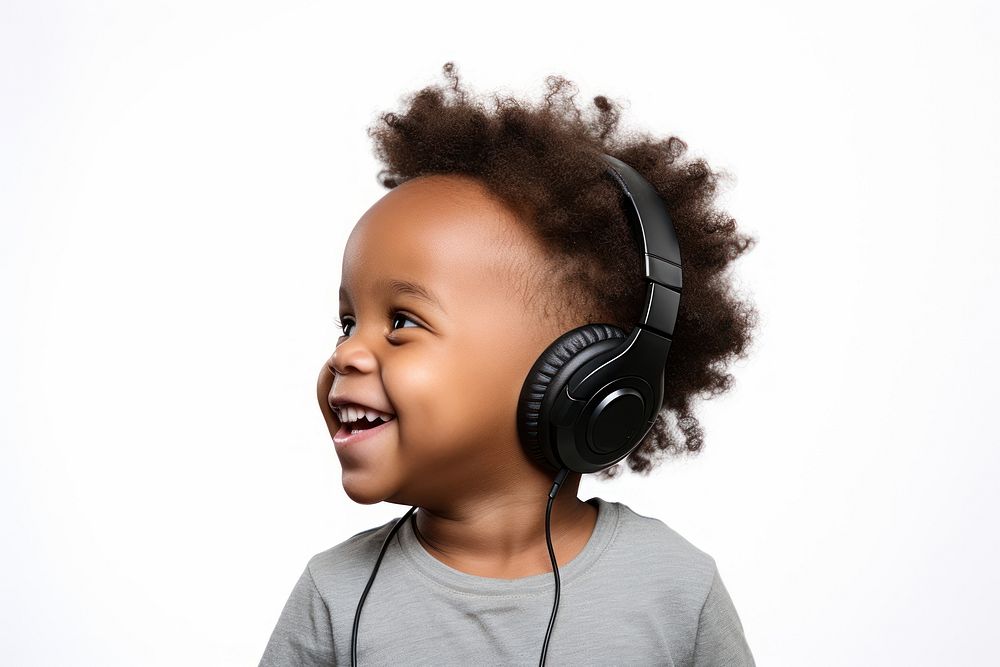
[366,62,759,480]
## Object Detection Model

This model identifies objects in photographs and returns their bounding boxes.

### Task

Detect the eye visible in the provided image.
[390,312,420,331]
[334,316,356,338]
[334,311,421,338]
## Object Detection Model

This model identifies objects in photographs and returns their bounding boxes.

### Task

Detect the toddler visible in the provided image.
[259,62,758,666]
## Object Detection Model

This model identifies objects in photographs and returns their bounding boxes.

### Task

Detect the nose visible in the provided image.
[319,336,379,423]
[326,333,379,377]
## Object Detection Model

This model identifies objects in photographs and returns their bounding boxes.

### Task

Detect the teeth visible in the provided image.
[338,404,395,424]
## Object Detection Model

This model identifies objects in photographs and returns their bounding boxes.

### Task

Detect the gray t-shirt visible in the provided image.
[259,497,755,666]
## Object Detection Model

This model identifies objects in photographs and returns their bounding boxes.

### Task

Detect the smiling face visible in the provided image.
[317,173,571,509]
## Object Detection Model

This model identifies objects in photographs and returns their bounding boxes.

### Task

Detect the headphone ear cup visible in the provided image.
[518,323,627,472]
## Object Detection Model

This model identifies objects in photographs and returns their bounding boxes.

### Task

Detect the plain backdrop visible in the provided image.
[3,1,998,664]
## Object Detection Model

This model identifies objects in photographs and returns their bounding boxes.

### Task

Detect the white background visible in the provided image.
[3,1,998,664]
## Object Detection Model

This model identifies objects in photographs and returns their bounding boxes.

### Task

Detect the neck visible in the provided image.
[409,474,598,578]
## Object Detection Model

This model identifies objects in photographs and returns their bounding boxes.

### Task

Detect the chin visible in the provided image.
[340,470,397,506]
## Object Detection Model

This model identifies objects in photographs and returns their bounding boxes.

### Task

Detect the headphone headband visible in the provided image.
[599,154,682,337]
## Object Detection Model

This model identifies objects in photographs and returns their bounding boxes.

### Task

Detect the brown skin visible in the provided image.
[316,173,598,579]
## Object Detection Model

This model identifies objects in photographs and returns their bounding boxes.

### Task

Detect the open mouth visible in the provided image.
[333,415,396,448]
[346,415,390,432]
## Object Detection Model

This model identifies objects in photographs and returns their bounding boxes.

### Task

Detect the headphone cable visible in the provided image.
[539,466,571,666]
[351,504,418,667]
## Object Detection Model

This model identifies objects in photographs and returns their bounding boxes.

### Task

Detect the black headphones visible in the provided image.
[516,152,682,476]
[351,153,682,667]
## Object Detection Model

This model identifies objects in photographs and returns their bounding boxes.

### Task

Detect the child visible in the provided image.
[260,62,758,666]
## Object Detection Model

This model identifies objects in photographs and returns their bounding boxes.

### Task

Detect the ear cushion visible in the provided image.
[518,323,627,470]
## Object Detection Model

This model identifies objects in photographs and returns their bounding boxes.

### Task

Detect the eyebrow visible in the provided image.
[339,278,446,312]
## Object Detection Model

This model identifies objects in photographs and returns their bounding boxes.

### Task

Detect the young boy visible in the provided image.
[259,62,757,666]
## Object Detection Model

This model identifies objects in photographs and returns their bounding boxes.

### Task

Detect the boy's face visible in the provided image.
[317,174,567,508]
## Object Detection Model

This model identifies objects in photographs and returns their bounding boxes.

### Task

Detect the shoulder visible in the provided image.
[302,516,403,596]
[601,499,720,603]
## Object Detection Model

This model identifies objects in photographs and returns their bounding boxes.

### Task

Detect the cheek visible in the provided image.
[384,347,464,424]
[383,343,506,445]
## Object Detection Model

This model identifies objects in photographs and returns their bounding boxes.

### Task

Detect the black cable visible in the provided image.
[351,504,418,667]
[539,466,571,667]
